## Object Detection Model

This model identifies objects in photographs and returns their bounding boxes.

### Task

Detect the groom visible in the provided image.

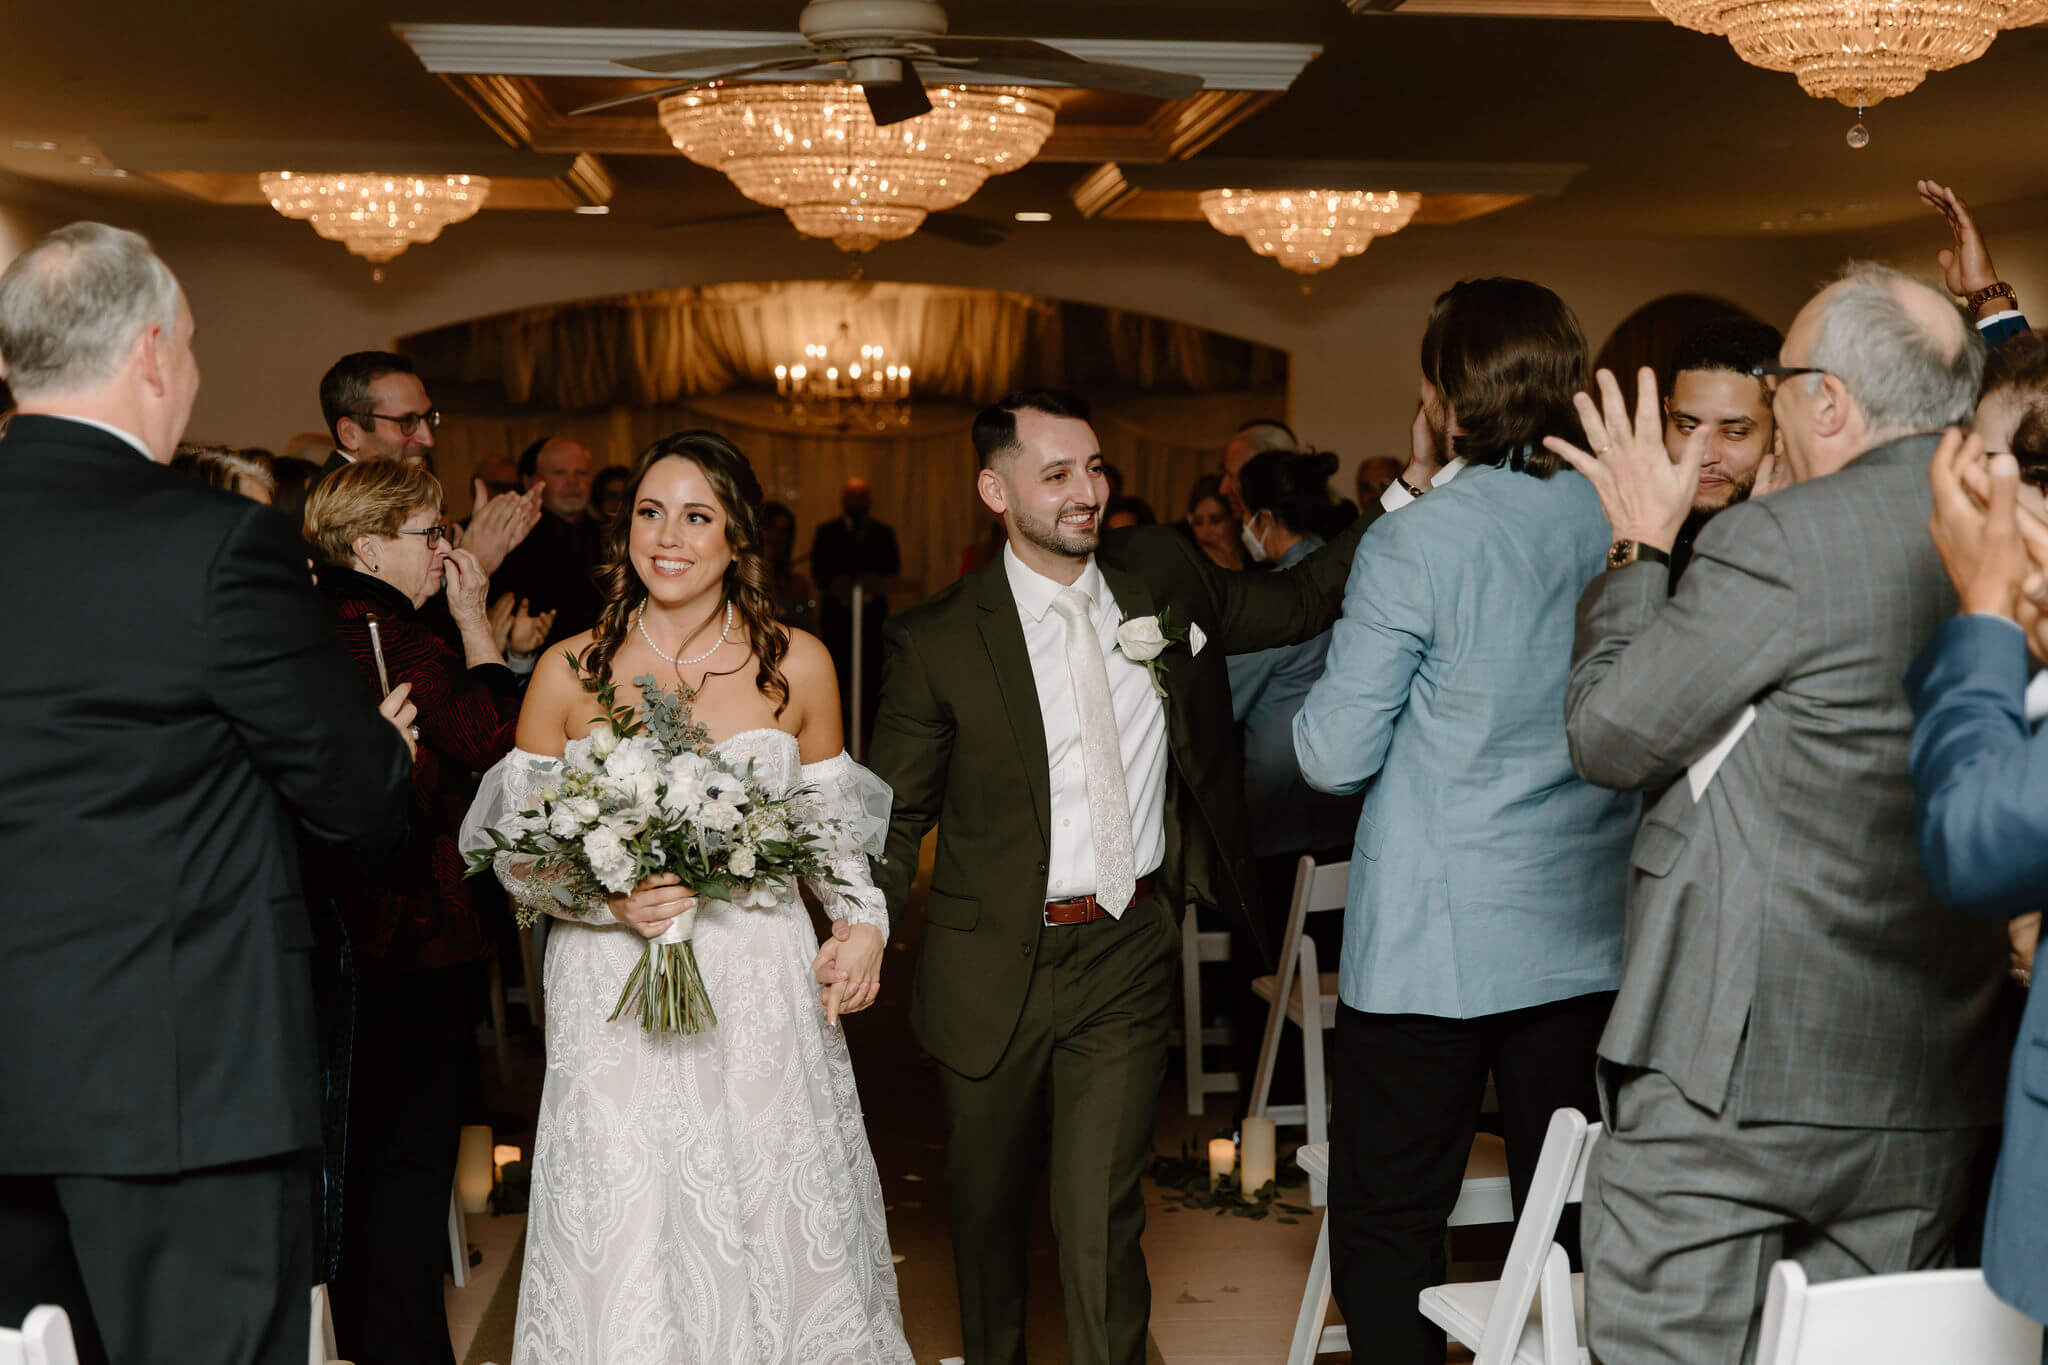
[830,390,1373,1364]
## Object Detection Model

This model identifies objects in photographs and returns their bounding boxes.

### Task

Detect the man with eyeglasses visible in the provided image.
[1552,262,2012,1365]
[313,351,539,578]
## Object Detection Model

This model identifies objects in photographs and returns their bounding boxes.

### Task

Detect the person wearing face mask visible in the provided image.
[1222,449,1366,1120]
[298,460,539,1365]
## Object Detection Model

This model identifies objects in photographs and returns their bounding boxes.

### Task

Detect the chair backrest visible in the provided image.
[1270,855,1350,999]
[0,1307,80,1365]
[1754,1261,2042,1365]
[1474,1108,1600,1365]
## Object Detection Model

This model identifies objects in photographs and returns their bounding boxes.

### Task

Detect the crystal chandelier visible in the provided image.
[259,172,491,262]
[1649,0,2048,110]
[659,83,1056,253]
[773,322,912,429]
[1199,189,1422,279]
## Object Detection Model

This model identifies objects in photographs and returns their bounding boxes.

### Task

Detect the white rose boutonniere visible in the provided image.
[1115,605,1205,699]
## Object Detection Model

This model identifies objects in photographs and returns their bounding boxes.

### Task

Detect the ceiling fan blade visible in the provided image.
[567,57,826,117]
[927,37,1204,100]
[863,65,933,126]
[918,211,1009,248]
[616,43,819,75]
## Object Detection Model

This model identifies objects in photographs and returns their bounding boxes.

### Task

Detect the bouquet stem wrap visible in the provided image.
[610,907,716,1035]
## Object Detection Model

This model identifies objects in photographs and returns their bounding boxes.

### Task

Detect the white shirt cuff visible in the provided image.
[1978,310,2023,329]
[1379,480,1416,513]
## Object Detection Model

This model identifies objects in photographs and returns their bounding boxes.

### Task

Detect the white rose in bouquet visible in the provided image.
[588,725,620,760]
[605,736,661,781]
[548,806,587,840]
[728,843,758,879]
[697,800,743,834]
[582,824,638,893]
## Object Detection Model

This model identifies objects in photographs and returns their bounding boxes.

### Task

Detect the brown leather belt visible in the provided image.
[1044,876,1155,926]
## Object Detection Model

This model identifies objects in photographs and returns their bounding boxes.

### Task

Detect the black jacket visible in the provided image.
[0,416,410,1175]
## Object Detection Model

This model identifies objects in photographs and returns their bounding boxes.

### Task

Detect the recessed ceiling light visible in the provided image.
[574,204,611,215]
[90,167,129,178]
[12,140,57,152]
[1014,211,1052,223]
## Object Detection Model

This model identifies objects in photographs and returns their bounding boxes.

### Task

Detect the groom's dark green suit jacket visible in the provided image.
[867,511,1376,1080]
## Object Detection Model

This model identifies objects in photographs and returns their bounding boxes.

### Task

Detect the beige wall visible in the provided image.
[149,207,1828,487]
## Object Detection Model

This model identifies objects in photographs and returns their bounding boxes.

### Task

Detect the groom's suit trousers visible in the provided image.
[935,885,1179,1365]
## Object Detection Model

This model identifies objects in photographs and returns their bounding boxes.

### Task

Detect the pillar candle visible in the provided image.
[1240,1117,1277,1196]
[1208,1136,1236,1187]
[456,1125,494,1214]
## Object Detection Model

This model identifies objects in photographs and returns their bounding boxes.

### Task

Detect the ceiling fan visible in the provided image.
[570,0,1205,127]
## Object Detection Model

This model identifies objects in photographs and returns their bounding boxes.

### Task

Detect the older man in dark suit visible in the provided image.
[1552,264,2012,1365]
[0,224,414,1365]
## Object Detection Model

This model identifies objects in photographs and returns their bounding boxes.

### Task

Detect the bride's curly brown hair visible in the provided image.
[580,430,792,714]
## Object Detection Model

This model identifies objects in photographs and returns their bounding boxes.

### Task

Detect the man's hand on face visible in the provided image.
[1927,427,2030,618]
[1544,367,1698,552]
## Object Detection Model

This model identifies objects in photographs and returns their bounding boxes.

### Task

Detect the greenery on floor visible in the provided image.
[1149,1142,1313,1224]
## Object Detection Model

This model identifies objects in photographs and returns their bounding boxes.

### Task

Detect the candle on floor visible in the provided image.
[1208,1136,1236,1187]
[456,1125,494,1214]
[492,1143,522,1179]
[1240,1117,1277,1195]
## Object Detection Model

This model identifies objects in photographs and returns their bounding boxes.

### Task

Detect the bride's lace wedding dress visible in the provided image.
[466,728,913,1365]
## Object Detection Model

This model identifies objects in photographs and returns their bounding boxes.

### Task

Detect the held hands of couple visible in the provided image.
[1544,367,1699,552]
[810,919,886,1027]
[607,873,699,941]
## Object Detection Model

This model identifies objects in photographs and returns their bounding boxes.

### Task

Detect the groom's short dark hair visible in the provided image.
[974,389,1093,468]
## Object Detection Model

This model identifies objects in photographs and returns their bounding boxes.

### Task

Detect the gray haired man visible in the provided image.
[1547,264,2011,1365]
[0,225,413,1365]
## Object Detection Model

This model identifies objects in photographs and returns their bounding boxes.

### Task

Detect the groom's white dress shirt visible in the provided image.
[45,414,155,462]
[1004,544,1167,901]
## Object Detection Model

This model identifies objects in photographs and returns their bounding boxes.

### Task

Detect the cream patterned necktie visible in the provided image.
[1051,586,1136,916]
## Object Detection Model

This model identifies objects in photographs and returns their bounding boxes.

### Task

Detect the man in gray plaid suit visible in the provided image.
[1547,264,2014,1365]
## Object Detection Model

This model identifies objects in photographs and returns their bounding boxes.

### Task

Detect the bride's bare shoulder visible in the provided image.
[515,632,600,753]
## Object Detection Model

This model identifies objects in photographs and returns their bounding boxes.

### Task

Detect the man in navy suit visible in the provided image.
[1906,428,2048,1348]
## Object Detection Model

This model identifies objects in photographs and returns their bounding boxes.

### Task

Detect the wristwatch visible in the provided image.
[1967,281,2018,314]
[1607,540,1672,571]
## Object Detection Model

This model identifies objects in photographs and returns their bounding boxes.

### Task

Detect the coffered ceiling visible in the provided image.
[3,0,2047,253]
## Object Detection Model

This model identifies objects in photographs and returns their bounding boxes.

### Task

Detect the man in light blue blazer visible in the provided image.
[1293,279,1639,1365]
[1908,431,2048,1350]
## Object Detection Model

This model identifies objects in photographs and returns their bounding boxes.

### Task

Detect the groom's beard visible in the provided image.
[1012,499,1100,560]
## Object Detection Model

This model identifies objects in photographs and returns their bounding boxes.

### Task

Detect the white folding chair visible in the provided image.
[1420,1107,1599,1365]
[0,1306,80,1365]
[1247,855,1348,1200]
[1178,906,1239,1116]
[1286,1132,1520,1365]
[1755,1261,2042,1365]
[308,1284,341,1365]
[448,1184,470,1289]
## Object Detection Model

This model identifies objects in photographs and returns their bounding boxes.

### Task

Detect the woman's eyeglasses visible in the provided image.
[396,523,453,547]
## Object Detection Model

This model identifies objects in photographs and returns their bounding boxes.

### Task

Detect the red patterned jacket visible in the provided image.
[301,568,520,975]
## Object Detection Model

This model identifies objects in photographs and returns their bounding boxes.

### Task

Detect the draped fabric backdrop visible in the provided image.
[408,282,1290,601]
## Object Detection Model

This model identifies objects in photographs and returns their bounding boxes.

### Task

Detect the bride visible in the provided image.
[464,430,912,1364]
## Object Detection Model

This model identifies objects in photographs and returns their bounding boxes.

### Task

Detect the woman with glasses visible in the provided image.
[297,460,536,1365]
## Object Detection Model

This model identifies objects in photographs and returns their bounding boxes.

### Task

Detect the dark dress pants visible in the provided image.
[0,1152,316,1365]
[328,963,472,1365]
[935,889,1179,1365]
[1327,991,1615,1365]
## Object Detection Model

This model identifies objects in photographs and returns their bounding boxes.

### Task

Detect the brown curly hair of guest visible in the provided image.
[581,430,793,714]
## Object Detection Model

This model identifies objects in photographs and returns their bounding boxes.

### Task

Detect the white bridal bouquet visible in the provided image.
[463,656,858,1034]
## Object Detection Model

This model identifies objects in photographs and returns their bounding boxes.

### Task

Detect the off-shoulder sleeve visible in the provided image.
[794,751,893,940]
[460,748,618,926]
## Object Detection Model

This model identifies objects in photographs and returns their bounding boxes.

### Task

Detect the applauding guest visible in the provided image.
[1906,430,2048,1345]
[299,460,525,1365]
[0,223,413,1365]
[1555,265,2011,1365]
[1293,279,1639,1365]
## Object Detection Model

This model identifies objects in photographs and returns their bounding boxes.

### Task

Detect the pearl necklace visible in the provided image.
[638,600,733,668]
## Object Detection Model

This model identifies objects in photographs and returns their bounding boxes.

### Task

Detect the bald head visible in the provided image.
[842,476,872,519]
